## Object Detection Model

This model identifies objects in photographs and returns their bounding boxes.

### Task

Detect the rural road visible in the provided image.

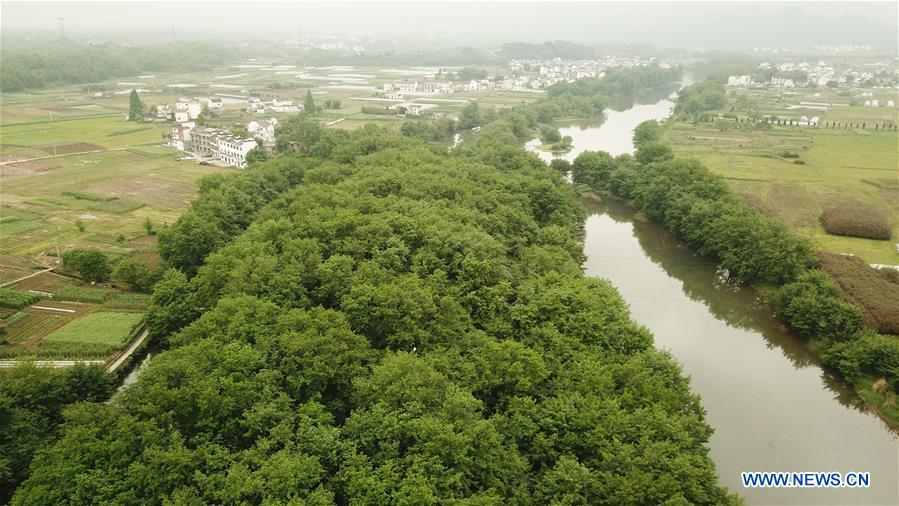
[0,147,129,166]
[105,328,149,373]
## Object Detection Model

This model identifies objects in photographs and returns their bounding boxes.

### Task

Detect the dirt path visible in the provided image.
[0,147,129,166]
[106,328,149,373]
[0,267,55,287]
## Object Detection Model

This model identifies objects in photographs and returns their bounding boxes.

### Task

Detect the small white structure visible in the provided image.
[269,98,299,113]
[405,104,423,116]
[176,97,202,120]
[155,104,173,120]
[207,97,223,111]
[174,111,190,123]
[887,100,895,107]
[727,75,753,87]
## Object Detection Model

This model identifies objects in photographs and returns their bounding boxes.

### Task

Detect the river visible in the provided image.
[528,95,899,505]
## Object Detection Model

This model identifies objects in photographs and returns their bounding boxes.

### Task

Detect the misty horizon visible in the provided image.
[2,1,897,50]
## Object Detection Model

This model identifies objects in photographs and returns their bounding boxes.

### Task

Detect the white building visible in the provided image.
[269,98,299,113]
[187,128,257,168]
[217,135,258,168]
[727,75,752,87]
[176,97,202,120]
[169,121,195,151]
[207,97,223,111]
[155,104,173,120]
[247,118,278,146]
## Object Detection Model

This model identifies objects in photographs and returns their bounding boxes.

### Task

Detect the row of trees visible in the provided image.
[674,79,727,119]
[1,42,236,92]
[570,120,899,415]
[12,124,738,503]
[545,65,681,100]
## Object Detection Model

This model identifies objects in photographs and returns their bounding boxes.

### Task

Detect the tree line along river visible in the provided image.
[527,92,898,505]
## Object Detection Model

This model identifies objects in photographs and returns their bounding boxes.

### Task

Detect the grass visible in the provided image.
[56,286,114,303]
[665,87,898,265]
[43,310,143,346]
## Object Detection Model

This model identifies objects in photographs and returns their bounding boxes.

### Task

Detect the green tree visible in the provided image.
[459,102,483,130]
[633,119,663,149]
[304,89,316,113]
[246,144,268,165]
[112,257,152,291]
[61,249,110,283]
[144,269,198,340]
[143,216,154,236]
[128,89,143,120]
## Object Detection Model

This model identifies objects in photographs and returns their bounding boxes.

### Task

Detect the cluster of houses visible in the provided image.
[509,56,668,88]
[729,60,889,89]
[155,95,285,168]
[374,56,668,103]
[169,119,276,169]
[247,97,302,114]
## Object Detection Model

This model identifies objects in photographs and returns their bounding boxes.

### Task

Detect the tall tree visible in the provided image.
[304,89,316,113]
[128,89,143,120]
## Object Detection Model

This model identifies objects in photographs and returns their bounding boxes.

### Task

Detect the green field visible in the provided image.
[43,310,143,346]
[665,87,898,264]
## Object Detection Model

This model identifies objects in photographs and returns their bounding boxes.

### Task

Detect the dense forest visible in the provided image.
[570,122,899,418]
[0,41,240,92]
[10,113,739,502]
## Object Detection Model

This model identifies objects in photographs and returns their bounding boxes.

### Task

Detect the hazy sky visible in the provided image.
[2,1,897,48]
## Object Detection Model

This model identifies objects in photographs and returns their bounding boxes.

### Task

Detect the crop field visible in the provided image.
[9,271,75,295]
[665,87,898,265]
[43,310,143,346]
[0,301,93,348]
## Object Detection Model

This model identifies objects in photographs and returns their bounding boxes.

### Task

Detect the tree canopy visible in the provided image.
[14,124,737,504]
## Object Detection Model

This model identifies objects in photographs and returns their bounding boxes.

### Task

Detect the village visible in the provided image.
[152,54,672,166]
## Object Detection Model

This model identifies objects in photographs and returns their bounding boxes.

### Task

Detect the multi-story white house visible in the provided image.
[207,97,223,112]
[169,121,195,151]
[187,127,257,168]
[217,135,258,168]
[247,118,278,147]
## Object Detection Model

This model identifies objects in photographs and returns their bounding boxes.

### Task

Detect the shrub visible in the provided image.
[0,288,39,309]
[821,202,892,240]
[823,331,899,387]
[772,269,861,339]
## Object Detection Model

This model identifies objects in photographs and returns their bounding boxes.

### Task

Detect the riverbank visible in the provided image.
[578,192,898,505]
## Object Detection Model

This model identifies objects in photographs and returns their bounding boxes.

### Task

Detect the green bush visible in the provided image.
[0,289,39,309]
[773,270,861,339]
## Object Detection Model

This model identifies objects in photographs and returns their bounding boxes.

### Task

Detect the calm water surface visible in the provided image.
[529,95,899,505]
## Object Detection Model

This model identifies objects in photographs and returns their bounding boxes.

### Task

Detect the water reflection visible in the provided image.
[582,195,898,505]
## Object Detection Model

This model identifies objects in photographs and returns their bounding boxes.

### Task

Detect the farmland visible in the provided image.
[664,86,898,264]
[1,61,546,361]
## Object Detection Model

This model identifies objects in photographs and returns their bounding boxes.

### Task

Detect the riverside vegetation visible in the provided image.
[568,105,899,426]
[9,70,741,503]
